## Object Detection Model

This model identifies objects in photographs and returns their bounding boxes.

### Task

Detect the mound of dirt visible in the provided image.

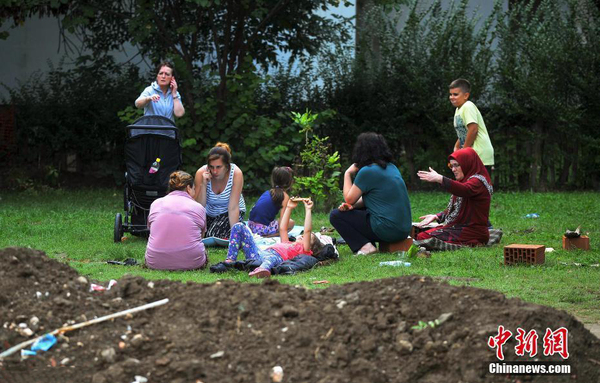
[1,247,598,383]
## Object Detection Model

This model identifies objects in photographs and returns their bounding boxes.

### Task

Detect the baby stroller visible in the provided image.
[114,115,182,242]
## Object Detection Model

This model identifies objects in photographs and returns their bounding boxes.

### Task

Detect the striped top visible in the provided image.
[205,163,246,217]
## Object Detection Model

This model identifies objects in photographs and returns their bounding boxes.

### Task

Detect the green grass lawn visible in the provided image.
[1,189,599,323]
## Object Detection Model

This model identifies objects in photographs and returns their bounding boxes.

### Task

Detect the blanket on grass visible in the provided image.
[201,224,305,247]
[413,228,503,252]
[209,243,339,275]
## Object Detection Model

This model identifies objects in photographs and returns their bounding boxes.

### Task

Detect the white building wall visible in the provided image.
[1,17,61,99]
[0,16,142,99]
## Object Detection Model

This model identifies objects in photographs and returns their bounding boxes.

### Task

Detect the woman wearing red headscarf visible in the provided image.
[416,147,493,246]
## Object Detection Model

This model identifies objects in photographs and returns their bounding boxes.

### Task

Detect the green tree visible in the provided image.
[322,0,496,188]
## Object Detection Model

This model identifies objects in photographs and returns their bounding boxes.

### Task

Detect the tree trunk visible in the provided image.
[539,138,548,191]
[571,140,579,186]
[518,139,529,190]
[402,130,416,189]
[216,75,228,124]
[355,0,380,66]
[559,144,571,187]
[180,59,197,124]
[529,120,543,191]
[355,0,371,48]
[548,161,555,189]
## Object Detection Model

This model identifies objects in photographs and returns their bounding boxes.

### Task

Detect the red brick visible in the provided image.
[504,244,545,265]
[380,237,413,253]
[562,235,590,251]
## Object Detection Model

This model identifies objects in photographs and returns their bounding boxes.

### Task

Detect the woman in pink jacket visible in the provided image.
[145,171,207,270]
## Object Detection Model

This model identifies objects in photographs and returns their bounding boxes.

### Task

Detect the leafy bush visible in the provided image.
[2,56,144,185]
[179,65,304,194]
[291,109,342,211]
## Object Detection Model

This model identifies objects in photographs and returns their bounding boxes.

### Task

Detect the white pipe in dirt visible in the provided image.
[0,298,169,360]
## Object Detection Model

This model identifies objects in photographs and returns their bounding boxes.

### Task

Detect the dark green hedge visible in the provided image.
[318,0,600,191]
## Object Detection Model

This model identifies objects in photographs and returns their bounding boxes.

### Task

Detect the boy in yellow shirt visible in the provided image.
[449,78,494,178]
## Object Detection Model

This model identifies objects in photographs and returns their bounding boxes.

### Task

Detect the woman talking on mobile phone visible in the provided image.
[135,61,185,121]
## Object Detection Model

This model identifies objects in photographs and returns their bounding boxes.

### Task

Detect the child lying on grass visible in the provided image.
[225,198,323,278]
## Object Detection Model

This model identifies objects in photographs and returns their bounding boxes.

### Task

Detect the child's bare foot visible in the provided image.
[356,242,377,255]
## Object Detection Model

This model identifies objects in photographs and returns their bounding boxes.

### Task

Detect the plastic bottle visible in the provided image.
[149,158,161,174]
[379,260,411,267]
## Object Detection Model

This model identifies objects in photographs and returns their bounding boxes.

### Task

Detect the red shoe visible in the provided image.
[248,267,271,278]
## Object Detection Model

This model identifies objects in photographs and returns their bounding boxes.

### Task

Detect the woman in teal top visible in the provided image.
[330,132,412,254]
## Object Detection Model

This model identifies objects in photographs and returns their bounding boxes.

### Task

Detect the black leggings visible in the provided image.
[206,211,244,239]
[329,208,381,253]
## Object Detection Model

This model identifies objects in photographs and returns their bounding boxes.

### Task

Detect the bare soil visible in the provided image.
[1,247,599,383]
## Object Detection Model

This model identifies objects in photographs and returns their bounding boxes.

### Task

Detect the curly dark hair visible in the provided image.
[352,132,393,169]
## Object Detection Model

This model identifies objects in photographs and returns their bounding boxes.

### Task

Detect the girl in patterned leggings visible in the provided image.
[226,199,322,278]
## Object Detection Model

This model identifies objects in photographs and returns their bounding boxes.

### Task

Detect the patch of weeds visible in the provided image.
[411,319,440,331]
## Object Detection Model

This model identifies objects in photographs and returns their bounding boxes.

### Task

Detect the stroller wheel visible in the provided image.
[114,213,123,243]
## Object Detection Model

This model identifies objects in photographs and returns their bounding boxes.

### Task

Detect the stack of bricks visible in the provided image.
[503,244,545,265]
[380,237,413,253]
[562,235,590,251]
